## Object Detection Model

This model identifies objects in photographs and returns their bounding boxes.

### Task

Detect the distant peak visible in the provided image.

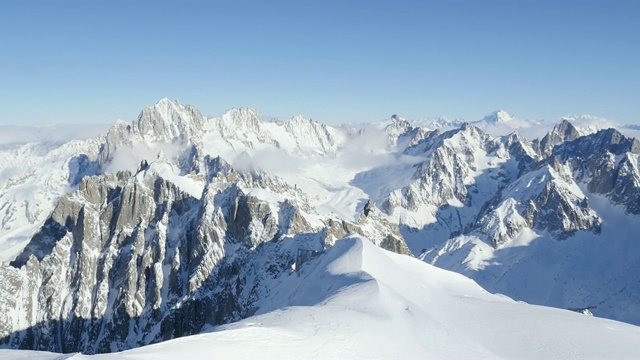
[156,98,179,106]
[222,107,263,129]
[140,98,183,115]
[482,110,513,123]
[558,118,574,126]
[290,114,311,122]
[223,107,261,118]
[460,121,480,132]
[560,114,601,122]
[552,118,578,134]
[386,114,411,133]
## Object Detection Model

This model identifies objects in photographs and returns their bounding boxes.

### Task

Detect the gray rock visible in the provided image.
[534,119,581,156]
[0,160,412,354]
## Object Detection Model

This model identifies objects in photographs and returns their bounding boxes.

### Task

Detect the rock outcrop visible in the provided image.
[0,157,412,353]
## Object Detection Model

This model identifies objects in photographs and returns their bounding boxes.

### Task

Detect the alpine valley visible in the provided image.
[2,99,640,358]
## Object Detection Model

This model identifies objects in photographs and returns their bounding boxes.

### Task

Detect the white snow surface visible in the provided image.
[0,137,103,261]
[0,124,110,148]
[416,110,640,140]
[423,187,640,326]
[1,101,636,262]
[3,100,640,357]
[4,235,640,359]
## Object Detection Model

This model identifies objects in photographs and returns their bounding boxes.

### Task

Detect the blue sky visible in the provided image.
[1,0,638,125]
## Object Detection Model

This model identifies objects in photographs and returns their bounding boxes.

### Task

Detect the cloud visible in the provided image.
[102,140,184,174]
[336,126,394,169]
[231,148,310,175]
[0,124,111,147]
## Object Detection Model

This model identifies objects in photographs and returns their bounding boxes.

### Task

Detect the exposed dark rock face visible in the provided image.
[534,119,582,156]
[473,158,602,248]
[551,128,640,215]
[4,98,640,354]
[98,99,207,168]
[388,124,503,215]
[0,161,411,354]
[503,131,540,178]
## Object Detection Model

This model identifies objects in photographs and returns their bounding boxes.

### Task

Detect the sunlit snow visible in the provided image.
[4,236,640,359]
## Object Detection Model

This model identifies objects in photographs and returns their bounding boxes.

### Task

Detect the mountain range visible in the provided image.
[1,99,640,357]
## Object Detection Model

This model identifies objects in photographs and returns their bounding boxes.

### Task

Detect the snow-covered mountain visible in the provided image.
[4,236,640,359]
[2,99,640,356]
[0,131,104,261]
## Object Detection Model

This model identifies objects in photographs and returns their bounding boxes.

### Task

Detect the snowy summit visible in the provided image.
[1,99,640,358]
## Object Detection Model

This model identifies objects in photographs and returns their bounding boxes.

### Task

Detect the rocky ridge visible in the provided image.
[2,100,640,354]
[0,100,410,352]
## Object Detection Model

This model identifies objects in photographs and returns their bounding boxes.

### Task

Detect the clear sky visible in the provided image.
[1,0,638,125]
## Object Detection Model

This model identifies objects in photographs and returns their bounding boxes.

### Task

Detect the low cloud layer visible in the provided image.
[0,124,111,147]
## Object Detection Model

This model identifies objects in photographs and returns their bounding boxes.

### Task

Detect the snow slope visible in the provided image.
[0,102,634,264]
[3,236,640,359]
[0,136,103,261]
[422,189,640,326]
[3,99,640,357]
[0,124,110,149]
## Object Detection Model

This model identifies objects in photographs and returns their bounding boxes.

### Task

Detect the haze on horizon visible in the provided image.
[0,0,638,126]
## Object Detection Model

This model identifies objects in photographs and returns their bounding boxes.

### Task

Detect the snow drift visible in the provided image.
[4,236,640,359]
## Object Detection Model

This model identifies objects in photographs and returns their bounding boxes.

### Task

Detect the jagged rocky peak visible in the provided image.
[135,98,206,143]
[98,99,207,168]
[385,123,508,235]
[560,127,640,157]
[474,160,601,247]
[220,107,263,131]
[0,165,308,353]
[504,130,537,156]
[535,119,582,156]
[282,114,341,155]
[0,145,420,353]
[447,122,503,158]
[404,121,489,156]
[404,127,439,150]
[547,128,640,215]
[458,121,490,138]
[1,169,204,353]
[389,114,410,129]
[215,108,342,156]
[10,97,640,355]
[606,153,640,214]
[288,114,314,125]
[504,130,526,147]
[201,154,234,182]
[210,184,278,249]
[502,131,541,177]
[554,119,581,136]
[284,114,317,134]
[383,114,415,147]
